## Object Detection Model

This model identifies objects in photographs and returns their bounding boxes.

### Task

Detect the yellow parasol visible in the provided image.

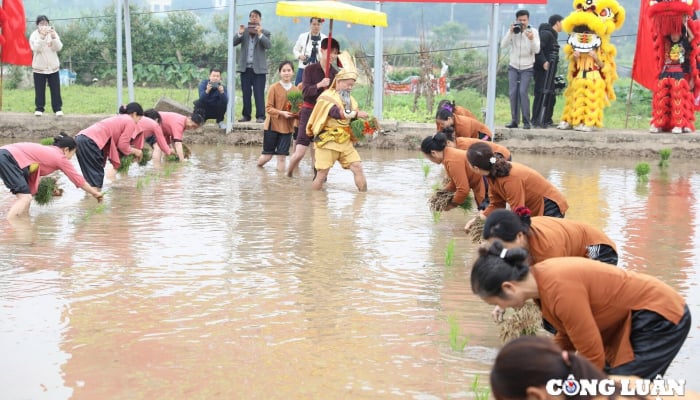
[276,0,388,76]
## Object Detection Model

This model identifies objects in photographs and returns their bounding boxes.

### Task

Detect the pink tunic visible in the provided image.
[77,114,137,169]
[135,117,172,154]
[160,112,187,143]
[2,142,86,194]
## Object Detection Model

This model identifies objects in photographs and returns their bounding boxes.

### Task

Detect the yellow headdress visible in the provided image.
[332,51,358,87]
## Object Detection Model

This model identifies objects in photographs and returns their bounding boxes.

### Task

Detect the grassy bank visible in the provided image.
[0,78,652,130]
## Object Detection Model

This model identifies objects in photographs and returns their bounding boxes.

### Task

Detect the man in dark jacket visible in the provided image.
[532,14,563,128]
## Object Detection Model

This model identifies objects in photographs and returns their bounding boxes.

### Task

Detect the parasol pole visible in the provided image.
[325,19,334,78]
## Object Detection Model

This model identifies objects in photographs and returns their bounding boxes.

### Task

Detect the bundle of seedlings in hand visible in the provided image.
[428,189,472,213]
[35,176,62,205]
[40,137,55,146]
[498,300,543,343]
[139,147,152,166]
[465,214,485,243]
[286,90,303,114]
[117,154,134,173]
[350,117,380,141]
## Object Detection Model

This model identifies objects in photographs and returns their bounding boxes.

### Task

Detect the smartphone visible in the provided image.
[248,23,258,34]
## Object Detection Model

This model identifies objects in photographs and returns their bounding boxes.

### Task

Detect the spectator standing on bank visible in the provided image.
[532,14,563,128]
[292,18,327,85]
[234,9,271,123]
[29,15,63,117]
[501,9,540,130]
[196,68,228,129]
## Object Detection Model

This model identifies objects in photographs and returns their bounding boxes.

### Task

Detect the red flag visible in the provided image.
[0,0,33,66]
[632,0,656,90]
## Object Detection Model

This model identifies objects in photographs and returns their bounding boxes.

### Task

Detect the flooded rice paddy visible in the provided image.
[1,143,699,399]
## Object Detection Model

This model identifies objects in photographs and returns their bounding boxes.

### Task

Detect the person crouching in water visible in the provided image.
[306,51,368,192]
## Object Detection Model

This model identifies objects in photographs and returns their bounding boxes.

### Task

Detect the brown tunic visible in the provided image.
[442,147,486,206]
[264,82,296,134]
[455,137,511,160]
[527,216,617,263]
[453,115,492,139]
[483,161,569,217]
[532,258,686,369]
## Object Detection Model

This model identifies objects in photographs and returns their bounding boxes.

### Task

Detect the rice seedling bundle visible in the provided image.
[286,90,303,114]
[139,147,152,166]
[465,214,485,243]
[40,137,54,146]
[35,177,61,205]
[350,117,380,141]
[498,300,543,343]
[117,155,134,173]
[428,189,473,213]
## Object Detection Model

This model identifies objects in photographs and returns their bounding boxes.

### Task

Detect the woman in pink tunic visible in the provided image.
[133,109,172,157]
[75,102,144,189]
[0,133,103,219]
[155,110,204,162]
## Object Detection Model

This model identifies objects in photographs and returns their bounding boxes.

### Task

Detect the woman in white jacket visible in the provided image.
[292,18,326,85]
[29,15,63,117]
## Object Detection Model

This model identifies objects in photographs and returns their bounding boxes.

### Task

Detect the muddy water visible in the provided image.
[0,144,698,399]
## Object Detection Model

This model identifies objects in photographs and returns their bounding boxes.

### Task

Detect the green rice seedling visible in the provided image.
[659,148,671,168]
[164,154,180,162]
[117,155,134,173]
[35,177,60,205]
[138,147,152,166]
[40,137,54,145]
[421,159,431,178]
[471,374,491,400]
[635,162,650,183]
[445,239,455,267]
[447,314,469,352]
[432,210,441,222]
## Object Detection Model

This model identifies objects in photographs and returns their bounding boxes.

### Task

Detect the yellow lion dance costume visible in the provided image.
[557,0,625,132]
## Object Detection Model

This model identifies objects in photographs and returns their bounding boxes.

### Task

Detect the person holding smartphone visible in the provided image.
[29,15,64,117]
[196,67,228,129]
[233,9,271,123]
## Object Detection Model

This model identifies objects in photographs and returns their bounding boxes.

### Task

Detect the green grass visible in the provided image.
[471,374,491,400]
[1,78,653,128]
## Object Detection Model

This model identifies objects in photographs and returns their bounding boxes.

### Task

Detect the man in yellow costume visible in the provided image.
[557,0,625,132]
[306,51,369,192]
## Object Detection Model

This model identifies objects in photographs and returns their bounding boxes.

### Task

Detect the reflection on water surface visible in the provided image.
[1,145,698,399]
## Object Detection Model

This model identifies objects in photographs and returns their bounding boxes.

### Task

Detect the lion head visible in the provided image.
[563,0,626,52]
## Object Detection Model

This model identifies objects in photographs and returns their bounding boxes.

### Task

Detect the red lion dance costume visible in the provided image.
[648,0,700,134]
[558,0,625,132]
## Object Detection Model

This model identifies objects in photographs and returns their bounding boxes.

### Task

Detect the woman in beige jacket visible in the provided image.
[29,15,63,116]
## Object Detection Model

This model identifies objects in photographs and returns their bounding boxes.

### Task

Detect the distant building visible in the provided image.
[147,0,172,12]
[145,0,226,12]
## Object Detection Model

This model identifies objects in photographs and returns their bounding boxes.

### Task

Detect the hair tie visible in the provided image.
[489,156,497,164]
[500,248,508,259]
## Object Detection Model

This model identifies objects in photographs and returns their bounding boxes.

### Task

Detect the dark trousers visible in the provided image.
[34,71,62,113]
[606,305,691,379]
[240,68,266,120]
[532,68,556,126]
[203,102,227,123]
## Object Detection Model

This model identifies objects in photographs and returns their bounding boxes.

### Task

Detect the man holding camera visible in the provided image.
[197,68,228,129]
[532,14,563,128]
[234,9,271,123]
[501,9,540,130]
[292,18,327,85]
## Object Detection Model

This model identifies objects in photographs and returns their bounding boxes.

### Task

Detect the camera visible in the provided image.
[553,75,567,95]
[209,81,221,90]
[248,22,258,34]
[303,35,322,66]
[513,22,525,34]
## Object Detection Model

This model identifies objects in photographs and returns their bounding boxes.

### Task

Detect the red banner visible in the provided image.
[0,0,33,66]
